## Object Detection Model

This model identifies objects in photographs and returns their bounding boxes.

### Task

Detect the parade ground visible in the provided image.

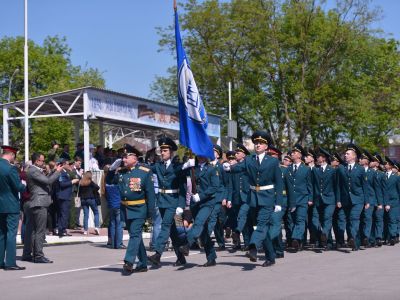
[1,239,399,300]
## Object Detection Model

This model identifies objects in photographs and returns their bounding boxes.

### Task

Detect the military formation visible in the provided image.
[1,130,400,274]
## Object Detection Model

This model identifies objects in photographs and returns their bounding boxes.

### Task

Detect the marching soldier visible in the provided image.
[208,145,230,251]
[305,148,317,246]
[223,150,237,247]
[286,144,313,251]
[115,144,156,275]
[312,147,339,249]
[225,131,283,266]
[179,155,219,267]
[147,137,187,267]
[382,157,400,246]
[369,153,385,247]
[337,144,368,251]
[230,144,253,251]
[359,149,380,247]
[267,145,287,258]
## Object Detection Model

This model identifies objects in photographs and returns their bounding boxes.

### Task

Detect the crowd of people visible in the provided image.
[0,131,399,274]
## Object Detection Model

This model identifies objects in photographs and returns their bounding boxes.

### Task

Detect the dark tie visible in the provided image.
[348,165,352,172]
[257,156,260,166]
[386,172,389,180]
[294,165,297,173]
[322,166,324,173]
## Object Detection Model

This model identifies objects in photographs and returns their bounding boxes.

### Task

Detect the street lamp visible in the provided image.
[8,68,20,103]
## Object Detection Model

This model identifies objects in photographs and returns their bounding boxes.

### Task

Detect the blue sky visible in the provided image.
[1,0,399,99]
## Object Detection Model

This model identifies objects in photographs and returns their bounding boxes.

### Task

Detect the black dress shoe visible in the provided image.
[148,252,161,266]
[348,238,355,249]
[34,257,53,264]
[276,253,284,259]
[173,259,186,267]
[262,260,275,267]
[241,245,250,252]
[199,260,216,267]
[132,266,148,273]
[122,262,134,276]
[376,239,383,247]
[21,256,33,262]
[248,247,257,262]
[178,244,190,256]
[291,239,300,250]
[389,239,396,246]
[4,265,26,271]
[217,245,226,251]
[362,238,369,247]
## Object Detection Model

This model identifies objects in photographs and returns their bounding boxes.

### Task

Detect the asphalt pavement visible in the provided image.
[1,240,399,300]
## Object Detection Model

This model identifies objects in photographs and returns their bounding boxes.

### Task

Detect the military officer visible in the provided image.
[369,153,385,247]
[305,148,317,245]
[147,137,187,267]
[312,147,339,249]
[336,144,368,251]
[223,150,236,245]
[0,146,26,270]
[230,144,253,251]
[359,149,380,247]
[208,145,230,251]
[115,144,156,275]
[225,131,283,266]
[179,155,219,267]
[267,145,287,258]
[286,144,313,251]
[382,156,400,246]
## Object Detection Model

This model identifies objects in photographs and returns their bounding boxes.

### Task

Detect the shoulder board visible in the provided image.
[139,166,150,172]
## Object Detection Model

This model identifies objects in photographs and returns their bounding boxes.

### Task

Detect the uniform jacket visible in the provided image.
[117,164,156,220]
[381,172,400,207]
[312,165,339,206]
[210,160,230,203]
[190,162,219,208]
[337,164,368,205]
[230,160,250,206]
[0,158,25,213]
[286,163,312,208]
[232,154,283,208]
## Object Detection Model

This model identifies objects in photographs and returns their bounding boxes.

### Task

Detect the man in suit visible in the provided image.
[286,144,313,251]
[225,131,283,266]
[114,144,155,275]
[55,159,79,237]
[22,152,62,263]
[147,137,187,267]
[382,157,400,245]
[179,155,220,267]
[0,145,26,270]
[336,144,368,251]
[312,147,339,249]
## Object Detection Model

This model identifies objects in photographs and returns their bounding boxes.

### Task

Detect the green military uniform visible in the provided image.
[117,164,155,272]
[0,156,26,269]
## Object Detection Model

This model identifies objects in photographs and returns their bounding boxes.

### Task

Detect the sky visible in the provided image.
[1,0,399,100]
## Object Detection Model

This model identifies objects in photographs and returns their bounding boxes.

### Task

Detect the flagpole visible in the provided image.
[24,0,29,162]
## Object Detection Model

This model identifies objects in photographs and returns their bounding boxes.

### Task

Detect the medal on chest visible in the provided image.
[129,177,142,192]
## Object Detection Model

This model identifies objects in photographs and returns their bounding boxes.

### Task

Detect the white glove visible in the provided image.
[192,193,200,203]
[274,205,282,212]
[290,207,296,213]
[21,180,26,186]
[227,201,232,208]
[110,158,122,171]
[182,158,195,170]
[175,207,184,216]
[223,162,231,171]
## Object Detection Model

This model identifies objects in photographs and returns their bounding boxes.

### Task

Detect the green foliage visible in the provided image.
[152,0,400,152]
[0,35,105,156]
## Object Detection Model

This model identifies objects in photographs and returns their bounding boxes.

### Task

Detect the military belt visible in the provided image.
[159,189,179,194]
[121,199,146,206]
[250,184,274,192]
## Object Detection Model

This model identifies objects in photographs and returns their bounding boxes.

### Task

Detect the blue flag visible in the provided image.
[175,10,214,159]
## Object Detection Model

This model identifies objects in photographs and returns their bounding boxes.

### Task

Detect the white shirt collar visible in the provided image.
[348,162,355,169]
[164,159,171,168]
[364,166,369,172]
[294,162,301,168]
[257,152,266,162]
[321,163,327,170]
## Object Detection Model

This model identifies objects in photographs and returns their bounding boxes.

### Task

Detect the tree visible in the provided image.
[0,36,105,155]
[152,0,400,151]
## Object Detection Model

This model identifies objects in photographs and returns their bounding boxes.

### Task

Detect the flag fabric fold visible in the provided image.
[175,9,214,159]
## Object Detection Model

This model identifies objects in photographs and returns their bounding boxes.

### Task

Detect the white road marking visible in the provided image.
[22,252,201,279]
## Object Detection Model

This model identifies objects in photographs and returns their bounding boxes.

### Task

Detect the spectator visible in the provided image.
[60,144,71,161]
[88,144,100,171]
[78,171,100,235]
[47,140,60,163]
[95,145,106,169]
[70,157,83,229]
[103,165,124,249]
[55,159,79,237]
[22,152,62,264]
